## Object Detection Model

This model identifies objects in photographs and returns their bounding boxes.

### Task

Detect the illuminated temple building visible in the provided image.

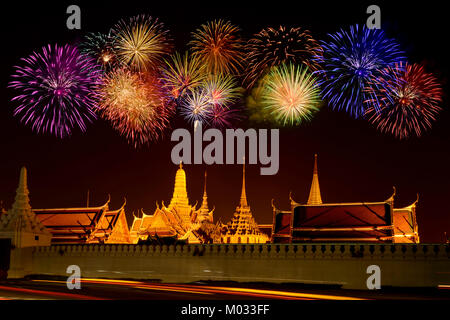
[272,155,420,243]
[0,157,420,245]
[129,163,220,244]
[221,163,269,244]
[33,198,131,244]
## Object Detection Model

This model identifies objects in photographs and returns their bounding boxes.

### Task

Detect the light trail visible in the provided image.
[133,285,213,295]
[206,286,364,300]
[32,278,365,300]
[0,284,106,300]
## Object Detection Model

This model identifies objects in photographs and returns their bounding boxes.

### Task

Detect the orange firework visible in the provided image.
[189,19,244,75]
[98,68,173,147]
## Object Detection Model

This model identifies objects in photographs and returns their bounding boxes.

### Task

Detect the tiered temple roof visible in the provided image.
[223,163,269,244]
[130,163,214,244]
[34,198,130,244]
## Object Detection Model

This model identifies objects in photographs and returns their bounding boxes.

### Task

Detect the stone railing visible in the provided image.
[33,243,450,260]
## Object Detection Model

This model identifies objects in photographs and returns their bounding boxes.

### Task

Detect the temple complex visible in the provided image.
[0,157,421,246]
[272,155,420,243]
[222,163,269,244]
[129,163,218,244]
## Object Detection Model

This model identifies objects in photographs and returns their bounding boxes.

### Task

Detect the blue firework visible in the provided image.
[314,24,406,118]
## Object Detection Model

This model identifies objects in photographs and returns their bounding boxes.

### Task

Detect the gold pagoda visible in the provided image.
[130,163,217,244]
[222,163,269,244]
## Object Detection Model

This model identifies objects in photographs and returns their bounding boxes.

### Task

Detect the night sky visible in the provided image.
[0,1,448,242]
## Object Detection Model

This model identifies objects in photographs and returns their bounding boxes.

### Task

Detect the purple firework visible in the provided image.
[8,44,103,138]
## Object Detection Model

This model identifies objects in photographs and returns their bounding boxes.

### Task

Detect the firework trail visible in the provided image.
[112,14,172,71]
[365,62,443,139]
[244,26,322,89]
[8,44,103,138]
[315,24,405,118]
[189,19,244,75]
[98,68,173,146]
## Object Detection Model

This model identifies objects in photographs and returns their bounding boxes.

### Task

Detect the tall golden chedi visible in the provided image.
[222,163,269,244]
[130,163,217,244]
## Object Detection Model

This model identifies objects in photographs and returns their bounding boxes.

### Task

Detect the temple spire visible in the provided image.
[200,170,208,211]
[0,167,51,249]
[307,154,323,205]
[240,161,248,208]
[13,167,31,211]
[169,163,189,209]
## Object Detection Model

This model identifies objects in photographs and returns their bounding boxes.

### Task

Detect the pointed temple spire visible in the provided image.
[224,163,269,244]
[0,167,51,248]
[12,167,31,211]
[169,162,189,208]
[240,161,248,208]
[200,170,209,211]
[307,154,323,205]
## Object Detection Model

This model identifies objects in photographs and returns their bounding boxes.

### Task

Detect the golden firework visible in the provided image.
[99,68,171,146]
[189,19,244,75]
[112,15,172,71]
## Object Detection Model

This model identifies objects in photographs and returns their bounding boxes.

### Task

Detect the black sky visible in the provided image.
[0,0,449,242]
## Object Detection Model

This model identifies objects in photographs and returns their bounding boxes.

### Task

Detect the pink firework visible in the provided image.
[8,44,102,138]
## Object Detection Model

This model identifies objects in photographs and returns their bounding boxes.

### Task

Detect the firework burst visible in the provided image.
[160,52,207,100]
[259,63,321,126]
[244,26,322,88]
[179,90,212,125]
[98,68,172,146]
[79,32,117,69]
[315,24,405,118]
[112,14,172,71]
[189,19,244,75]
[202,73,240,107]
[8,44,102,138]
[365,62,443,139]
